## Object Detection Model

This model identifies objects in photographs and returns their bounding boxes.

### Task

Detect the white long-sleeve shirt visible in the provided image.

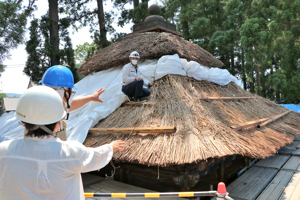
[122,63,149,86]
[0,136,113,200]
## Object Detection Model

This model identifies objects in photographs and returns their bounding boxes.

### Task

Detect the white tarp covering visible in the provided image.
[0,54,241,143]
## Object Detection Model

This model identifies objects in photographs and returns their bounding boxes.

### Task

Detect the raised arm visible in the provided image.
[70,88,105,111]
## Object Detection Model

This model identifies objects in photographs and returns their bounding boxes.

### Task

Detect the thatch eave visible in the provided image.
[83,75,300,167]
[78,32,224,76]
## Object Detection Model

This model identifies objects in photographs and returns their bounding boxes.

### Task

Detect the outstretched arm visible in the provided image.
[70,88,105,111]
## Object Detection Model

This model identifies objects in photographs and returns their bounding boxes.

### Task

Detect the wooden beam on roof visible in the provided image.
[89,126,176,134]
[194,97,254,101]
[231,110,292,131]
[231,118,270,131]
[258,111,292,128]
[122,102,155,106]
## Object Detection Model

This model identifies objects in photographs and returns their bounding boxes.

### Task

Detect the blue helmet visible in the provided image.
[40,65,77,89]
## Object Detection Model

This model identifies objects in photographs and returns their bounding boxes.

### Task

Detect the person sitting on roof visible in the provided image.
[122,51,154,103]
[0,86,125,200]
[39,65,104,140]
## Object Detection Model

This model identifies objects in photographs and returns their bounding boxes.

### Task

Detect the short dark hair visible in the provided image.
[24,122,57,138]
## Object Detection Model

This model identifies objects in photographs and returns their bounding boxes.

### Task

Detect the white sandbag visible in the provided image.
[186,61,209,81]
[155,54,187,79]
[229,75,241,86]
[208,68,231,86]
[138,59,158,84]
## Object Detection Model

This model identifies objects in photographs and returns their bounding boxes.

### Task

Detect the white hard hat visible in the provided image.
[129,51,140,59]
[16,86,66,125]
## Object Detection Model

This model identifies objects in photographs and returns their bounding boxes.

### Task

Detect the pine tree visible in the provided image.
[0,0,27,71]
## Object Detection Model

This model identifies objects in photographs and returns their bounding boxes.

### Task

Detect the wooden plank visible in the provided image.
[255,155,290,169]
[279,172,300,200]
[296,142,300,149]
[232,111,291,131]
[288,141,300,149]
[194,97,254,101]
[231,118,269,130]
[294,135,300,141]
[292,149,300,156]
[257,170,294,200]
[227,167,278,200]
[258,111,291,128]
[278,147,294,155]
[122,102,155,106]
[279,142,299,155]
[89,127,176,134]
[282,156,300,171]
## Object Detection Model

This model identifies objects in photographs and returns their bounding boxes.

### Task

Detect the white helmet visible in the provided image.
[129,51,140,59]
[16,86,66,125]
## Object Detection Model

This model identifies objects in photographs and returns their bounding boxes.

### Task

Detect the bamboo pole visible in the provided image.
[258,111,291,128]
[89,126,176,134]
[122,102,155,106]
[231,110,292,130]
[231,118,269,131]
[194,97,254,101]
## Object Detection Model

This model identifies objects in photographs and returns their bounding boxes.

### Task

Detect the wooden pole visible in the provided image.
[194,97,254,101]
[122,102,155,106]
[231,118,269,131]
[231,110,292,130]
[89,126,176,134]
[258,111,291,128]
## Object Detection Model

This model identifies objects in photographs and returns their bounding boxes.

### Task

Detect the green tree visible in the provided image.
[24,2,78,83]
[74,42,99,80]
[0,93,7,108]
[62,0,115,49]
[0,0,27,71]
[115,0,149,27]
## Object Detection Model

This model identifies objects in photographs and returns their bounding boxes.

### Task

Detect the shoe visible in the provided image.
[126,96,135,102]
[129,96,135,101]
[134,98,146,103]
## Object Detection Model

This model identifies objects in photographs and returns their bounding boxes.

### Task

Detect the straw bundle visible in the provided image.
[78,32,224,75]
[84,75,300,167]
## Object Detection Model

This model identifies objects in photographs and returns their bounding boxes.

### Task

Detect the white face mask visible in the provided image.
[56,88,74,108]
[131,60,138,65]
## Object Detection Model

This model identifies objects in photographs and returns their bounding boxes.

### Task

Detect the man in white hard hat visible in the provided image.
[122,51,154,102]
[39,65,105,140]
[0,86,125,200]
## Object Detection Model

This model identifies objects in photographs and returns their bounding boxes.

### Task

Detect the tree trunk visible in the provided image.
[133,0,139,8]
[180,0,190,40]
[97,0,107,49]
[255,63,261,95]
[48,0,60,66]
[250,69,254,93]
[133,0,139,24]
[230,49,234,75]
[241,48,247,90]
[141,0,148,20]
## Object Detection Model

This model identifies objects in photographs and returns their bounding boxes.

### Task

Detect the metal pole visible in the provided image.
[85,191,217,198]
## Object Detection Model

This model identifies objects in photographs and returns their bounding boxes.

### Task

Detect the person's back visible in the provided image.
[0,86,125,200]
[0,135,113,199]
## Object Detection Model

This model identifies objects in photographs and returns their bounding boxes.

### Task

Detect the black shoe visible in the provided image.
[134,98,146,103]
[127,96,135,102]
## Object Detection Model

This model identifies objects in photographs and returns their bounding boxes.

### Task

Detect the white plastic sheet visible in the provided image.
[0,54,241,143]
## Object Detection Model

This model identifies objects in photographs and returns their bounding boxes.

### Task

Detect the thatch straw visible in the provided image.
[78,32,224,75]
[83,75,300,167]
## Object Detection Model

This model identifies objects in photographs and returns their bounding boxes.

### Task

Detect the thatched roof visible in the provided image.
[78,32,224,75]
[83,75,300,167]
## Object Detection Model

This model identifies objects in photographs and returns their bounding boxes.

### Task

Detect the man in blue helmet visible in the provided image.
[122,51,154,103]
[40,65,104,140]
